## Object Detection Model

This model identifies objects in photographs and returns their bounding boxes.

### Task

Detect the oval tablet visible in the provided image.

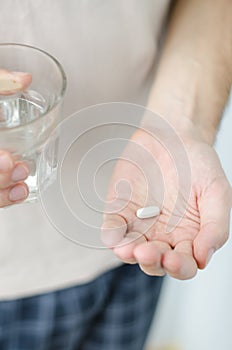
[136,206,160,219]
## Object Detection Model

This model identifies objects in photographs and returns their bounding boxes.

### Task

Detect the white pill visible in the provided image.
[136,206,160,219]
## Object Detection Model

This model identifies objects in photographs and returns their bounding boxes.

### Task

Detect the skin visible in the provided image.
[102,0,232,279]
[0,69,32,95]
[0,70,31,206]
[101,127,231,280]
[0,1,231,280]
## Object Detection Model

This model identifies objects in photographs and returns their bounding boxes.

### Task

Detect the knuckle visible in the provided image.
[0,173,11,189]
[0,190,10,208]
[0,151,14,172]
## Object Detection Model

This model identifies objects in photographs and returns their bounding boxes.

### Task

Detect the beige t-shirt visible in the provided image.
[0,0,170,299]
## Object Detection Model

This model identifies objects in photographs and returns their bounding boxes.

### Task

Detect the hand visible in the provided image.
[0,69,31,207]
[101,126,232,280]
[0,69,32,95]
[0,151,29,207]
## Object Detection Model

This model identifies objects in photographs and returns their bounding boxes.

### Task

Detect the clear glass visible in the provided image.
[0,43,66,203]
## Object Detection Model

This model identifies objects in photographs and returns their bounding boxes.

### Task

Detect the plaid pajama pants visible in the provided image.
[0,264,163,350]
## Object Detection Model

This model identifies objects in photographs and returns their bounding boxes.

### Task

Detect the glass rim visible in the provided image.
[0,42,67,131]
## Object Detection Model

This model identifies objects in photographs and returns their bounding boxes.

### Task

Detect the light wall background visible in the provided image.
[147,92,232,350]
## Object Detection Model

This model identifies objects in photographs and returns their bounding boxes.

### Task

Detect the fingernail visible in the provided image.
[0,154,13,172]
[12,71,30,76]
[9,185,28,201]
[12,165,29,182]
[206,249,215,265]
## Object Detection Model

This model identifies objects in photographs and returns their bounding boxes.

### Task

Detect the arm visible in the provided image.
[147,0,232,144]
[102,0,232,279]
[143,0,232,271]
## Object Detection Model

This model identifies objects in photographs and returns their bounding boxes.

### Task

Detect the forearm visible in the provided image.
[146,0,232,145]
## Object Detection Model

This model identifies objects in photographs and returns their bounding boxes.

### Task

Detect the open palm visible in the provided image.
[102,128,231,280]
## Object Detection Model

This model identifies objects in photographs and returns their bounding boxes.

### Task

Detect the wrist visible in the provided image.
[144,93,217,146]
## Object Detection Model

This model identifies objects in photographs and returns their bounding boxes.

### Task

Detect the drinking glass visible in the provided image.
[0,43,66,203]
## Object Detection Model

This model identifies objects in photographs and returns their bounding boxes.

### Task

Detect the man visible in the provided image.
[0,1,231,349]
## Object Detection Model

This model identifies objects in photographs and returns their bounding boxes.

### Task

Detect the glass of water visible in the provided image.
[0,43,66,203]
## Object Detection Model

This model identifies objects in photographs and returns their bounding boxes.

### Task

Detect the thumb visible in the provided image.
[193,181,231,269]
[101,214,127,248]
[0,69,32,95]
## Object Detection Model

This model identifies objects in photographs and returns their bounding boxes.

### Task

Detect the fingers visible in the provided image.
[102,207,199,279]
[0,69,32,96]
[102,211,198,279]
[101,214,127,248]
[0,151,29,207]
[193,180,232,269]
[0,68,32,206]
[162,240,198,279]
[113,232,148,264]
[0,183,29,207]
[0,161,29,189]
[133,239,197,279]
[134,241,170,276]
